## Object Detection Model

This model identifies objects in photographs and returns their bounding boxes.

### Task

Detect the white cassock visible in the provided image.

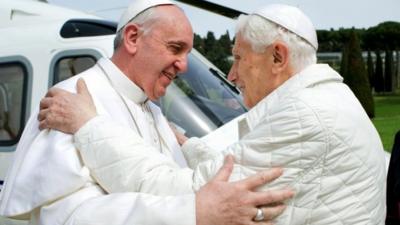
[0,58,195,225]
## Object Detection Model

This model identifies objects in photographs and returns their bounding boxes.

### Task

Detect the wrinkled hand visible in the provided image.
[38,78,97,134]
[196,155,293,225]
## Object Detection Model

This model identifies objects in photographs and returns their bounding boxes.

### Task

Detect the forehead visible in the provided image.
[150,6,193,44]
[232,34,251,54]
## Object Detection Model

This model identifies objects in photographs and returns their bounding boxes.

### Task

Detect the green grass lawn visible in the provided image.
[371,94,400,152]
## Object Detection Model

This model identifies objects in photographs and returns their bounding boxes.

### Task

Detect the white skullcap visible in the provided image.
[117,0,175,32]
[254,4,318,50]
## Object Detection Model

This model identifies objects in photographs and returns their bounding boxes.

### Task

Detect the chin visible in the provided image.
[244,99,254,109]
[154,92,166,100]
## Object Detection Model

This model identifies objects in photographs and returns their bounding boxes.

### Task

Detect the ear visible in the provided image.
[122,23,141,55]
[271,41,289,73]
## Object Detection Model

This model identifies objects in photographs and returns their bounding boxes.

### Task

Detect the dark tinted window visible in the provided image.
[0,63,27,145]
[54,56,96,84]
[60,19,117,38]
[158,54,246,137]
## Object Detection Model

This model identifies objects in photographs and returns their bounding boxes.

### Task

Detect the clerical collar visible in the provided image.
[98,57,148,104]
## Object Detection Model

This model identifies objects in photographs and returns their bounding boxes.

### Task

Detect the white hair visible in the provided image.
[235,14,317,72]
[113,7,159,50]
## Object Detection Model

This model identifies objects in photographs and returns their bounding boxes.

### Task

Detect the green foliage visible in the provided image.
[194,31,233,74]
[367,51,374,90]
[340,42,349,76]
[341,29,375,118]
[374,51,385,93]
[385,50,393,92]
[193,34,205,55]
[317,21,400,52]
[317,28,363,52]
[364,21,400,50]
[372,95,400,152]
[219,31,232,56]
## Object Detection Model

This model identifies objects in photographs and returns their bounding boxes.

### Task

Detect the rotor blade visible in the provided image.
[174,0,247,18]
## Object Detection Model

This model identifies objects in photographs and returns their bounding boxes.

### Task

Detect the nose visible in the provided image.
[174,54,188,73]
[227,65,237,83]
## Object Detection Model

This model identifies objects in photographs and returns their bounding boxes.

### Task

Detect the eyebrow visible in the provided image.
[168,41,188,48]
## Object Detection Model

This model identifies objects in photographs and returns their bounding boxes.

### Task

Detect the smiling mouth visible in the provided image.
[162,71,176,81]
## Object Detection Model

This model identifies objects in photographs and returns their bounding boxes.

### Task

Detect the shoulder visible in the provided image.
[52,65,106,93]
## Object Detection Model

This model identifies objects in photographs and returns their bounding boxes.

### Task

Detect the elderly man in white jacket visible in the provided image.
[37,3,386,225]
[0,1,294,225]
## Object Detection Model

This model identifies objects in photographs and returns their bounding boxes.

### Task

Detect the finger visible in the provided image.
[261,204,286,220]
[237,168,283,190]
[252,188,294,206]
[45,87,68,97]
[39,97,52,110]
[212,155,234,182]
[39,119,48,130]
[76,78,90,96]
[37,108,50,122]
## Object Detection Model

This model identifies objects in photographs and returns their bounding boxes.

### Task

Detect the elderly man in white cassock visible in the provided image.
[0,1,295,225]
[18,3,387,225]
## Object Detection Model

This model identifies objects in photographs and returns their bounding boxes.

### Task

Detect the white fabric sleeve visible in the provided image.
[74,116,194,196]
[65,193,196,225]
[181,137,221,169]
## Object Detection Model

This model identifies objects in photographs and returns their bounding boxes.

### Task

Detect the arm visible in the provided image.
[39,79,194,195]
[75,115,194,195]
[169,120,221,169]
[38,79,294,224]
[0,78,93,218]
[59,158,291,225]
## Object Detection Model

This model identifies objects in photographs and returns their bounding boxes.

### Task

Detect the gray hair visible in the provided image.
[113,7,159,50]
[235,14,316,72]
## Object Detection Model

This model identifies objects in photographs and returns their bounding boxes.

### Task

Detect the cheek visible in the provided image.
[153,75,172,96]
[157,74,172,88]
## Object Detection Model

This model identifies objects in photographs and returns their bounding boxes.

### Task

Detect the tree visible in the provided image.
[367,51,374,90]
[204,31,217,55]
[202,31,232,74]
[193,33,205,55]
[341,29,374,118]
[396,51,400,90]
[218,31,232,56]
[384,50,393,92]
[365,22,400,51]
[340,42,349,76]
[374,51,384,93]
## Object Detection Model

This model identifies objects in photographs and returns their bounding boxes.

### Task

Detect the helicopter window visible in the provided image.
[54,56,96,84]
[0,63,27,145]
[157,53,246,137]
[60,19,117,38]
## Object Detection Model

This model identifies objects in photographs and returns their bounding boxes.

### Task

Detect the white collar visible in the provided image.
[98,57,148,104]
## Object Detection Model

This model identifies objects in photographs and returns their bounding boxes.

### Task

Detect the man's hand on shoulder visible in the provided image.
[196,155,294,225]
[38,78,97,134]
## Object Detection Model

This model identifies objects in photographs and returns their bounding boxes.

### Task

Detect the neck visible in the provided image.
[111,51,140,88]
[277,66,296,86]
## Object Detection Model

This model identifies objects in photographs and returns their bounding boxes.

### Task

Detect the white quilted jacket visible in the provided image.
[74,64,386,224]
[183,64,386,224]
